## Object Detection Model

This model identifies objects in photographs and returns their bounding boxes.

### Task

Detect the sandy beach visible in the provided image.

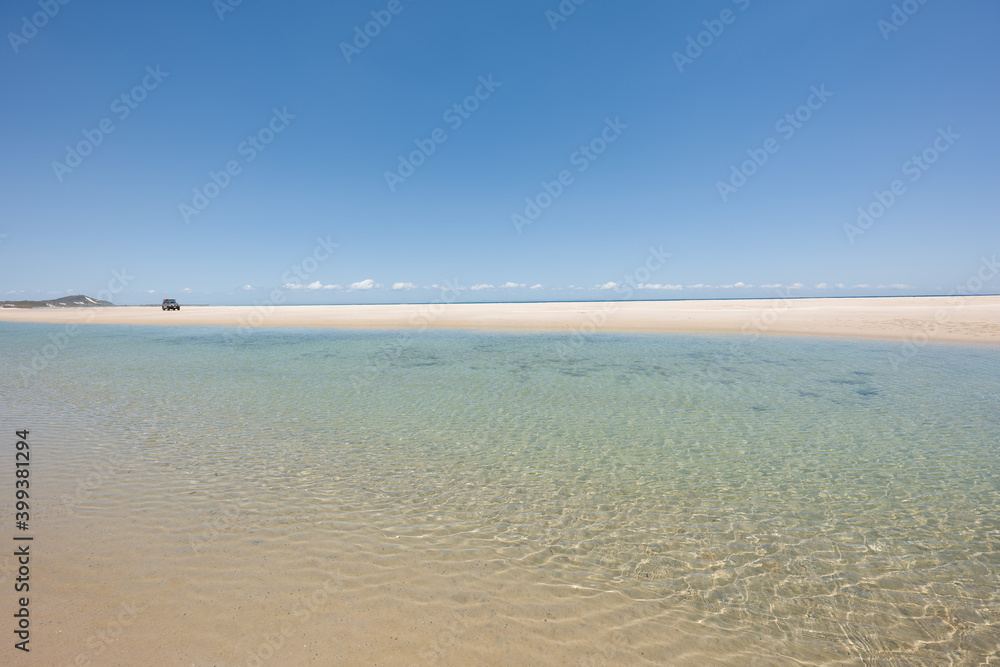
[1,296,999,344]
[5,301,1000,664]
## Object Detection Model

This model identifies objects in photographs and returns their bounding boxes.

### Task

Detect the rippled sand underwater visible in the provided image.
[1,324,998,665]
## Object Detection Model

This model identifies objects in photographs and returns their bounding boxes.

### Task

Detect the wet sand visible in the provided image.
[1,296,999,343]
[5,309,1000,664]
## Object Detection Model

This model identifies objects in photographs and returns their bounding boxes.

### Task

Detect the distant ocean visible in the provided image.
[2,323,998,664]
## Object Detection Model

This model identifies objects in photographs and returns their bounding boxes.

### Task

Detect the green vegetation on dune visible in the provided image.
[0,294,113,308]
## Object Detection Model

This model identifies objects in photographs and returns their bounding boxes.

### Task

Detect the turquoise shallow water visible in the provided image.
[1,323,999,664]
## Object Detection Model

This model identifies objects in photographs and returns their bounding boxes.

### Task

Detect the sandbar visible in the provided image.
[1,296,998,344]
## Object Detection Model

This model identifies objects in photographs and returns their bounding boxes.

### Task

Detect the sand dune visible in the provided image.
[2,296,999,344]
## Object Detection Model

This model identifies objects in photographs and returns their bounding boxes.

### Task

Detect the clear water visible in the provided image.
[1,323,998,665]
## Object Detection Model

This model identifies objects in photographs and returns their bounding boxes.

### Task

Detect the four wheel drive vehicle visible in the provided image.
[162,299,180,311]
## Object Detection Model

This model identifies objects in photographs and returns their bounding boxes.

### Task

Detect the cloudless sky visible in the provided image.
[2,0,998,304]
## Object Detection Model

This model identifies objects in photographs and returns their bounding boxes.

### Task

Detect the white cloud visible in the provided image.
[721,282,750,289]
[500,282,526,288]
[392,282,418,290]
[349,279,378,290]
[685,284,712,289]
[788,283,804,289]
[283,282,340,290]
[853,284,870,289]
[145,289,155,294]
[181,287,193,294]
[597,281,618,290]
[530,284,543,290]
[835,283,846,289]
[242,285,254,291]
[887,283,911,289]
[761,283,783,289]
[637,283,683,290]
[470,284,494,291]
[815,283,828,289]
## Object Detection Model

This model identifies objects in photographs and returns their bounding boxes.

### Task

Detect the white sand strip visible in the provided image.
[1,296,998,344]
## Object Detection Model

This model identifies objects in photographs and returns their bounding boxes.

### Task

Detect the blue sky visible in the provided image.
[1,0,998,305]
